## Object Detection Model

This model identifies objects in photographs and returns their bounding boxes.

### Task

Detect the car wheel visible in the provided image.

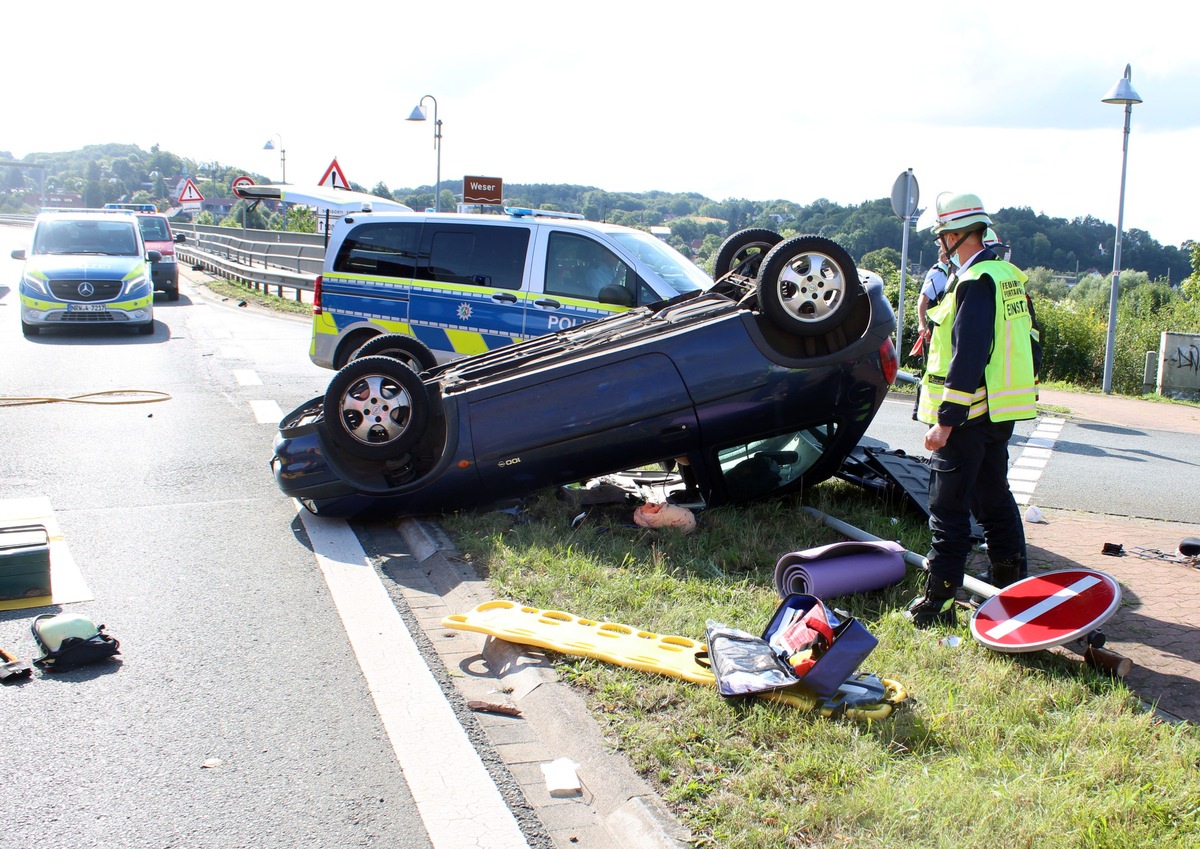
[351,333,438,374]
[137,321,156,336]
[21,321,40,337]
[757,235,862,336]
[324,355,430,460]
[713,228,783,281]
[166,286,180,302]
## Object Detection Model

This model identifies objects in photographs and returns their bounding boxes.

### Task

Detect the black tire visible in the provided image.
[21,321,40,337]
[712,228,783,281]
[166,286,180,302]
[351,333,438,374]
[324,355,429,460]
[757,235,861,336]
[137,321,156,336]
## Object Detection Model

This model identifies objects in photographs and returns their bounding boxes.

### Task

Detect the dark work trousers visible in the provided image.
[926,418,1026,588]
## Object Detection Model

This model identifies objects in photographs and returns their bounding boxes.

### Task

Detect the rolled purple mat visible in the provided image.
[774,539,908,599]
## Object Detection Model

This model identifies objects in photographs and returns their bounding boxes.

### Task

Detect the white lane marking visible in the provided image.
[233,369,262,386]
[249,399,283,424]
[1006,467,1043,482]
[298,511,531,849]
[1009,416,1065,506]
[984,574,1102,639]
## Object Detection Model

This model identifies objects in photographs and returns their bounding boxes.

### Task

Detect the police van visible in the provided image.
[13,209,158,336]
[310,207,713,369]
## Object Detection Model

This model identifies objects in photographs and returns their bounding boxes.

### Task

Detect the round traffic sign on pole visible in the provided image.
[970,569,1122,653]
[891,170,919,220]
[231,176,255,198]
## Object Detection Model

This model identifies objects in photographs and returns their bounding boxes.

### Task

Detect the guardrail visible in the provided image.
[1,213,323,301]
[171,223,322,302]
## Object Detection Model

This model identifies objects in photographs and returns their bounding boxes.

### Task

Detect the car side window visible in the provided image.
[333,222,423,278]
[544,232,635,305]
[419,224,528,290]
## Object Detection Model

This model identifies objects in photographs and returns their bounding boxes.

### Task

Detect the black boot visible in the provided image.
[905,577,958,628]
[989,556,1026,589]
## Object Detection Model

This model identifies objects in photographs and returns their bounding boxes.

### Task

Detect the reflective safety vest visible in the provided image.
[917,259,1038,426]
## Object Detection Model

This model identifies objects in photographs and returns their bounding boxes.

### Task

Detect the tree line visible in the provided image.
[1,143,1192,284]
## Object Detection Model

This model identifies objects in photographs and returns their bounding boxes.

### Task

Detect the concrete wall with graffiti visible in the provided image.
[1157,332,1200,400]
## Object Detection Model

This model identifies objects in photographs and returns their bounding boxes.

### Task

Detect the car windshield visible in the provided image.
[716,425,837,501]
[138,217,171,241]
[33,219,139,256]
[610,231,712,294]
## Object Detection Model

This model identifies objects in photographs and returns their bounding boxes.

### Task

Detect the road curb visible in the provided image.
[387,517,691,849]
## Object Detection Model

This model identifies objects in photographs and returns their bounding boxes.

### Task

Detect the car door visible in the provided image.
[469,352,700,496]
[412,222,533,358]
[527,230,639,337]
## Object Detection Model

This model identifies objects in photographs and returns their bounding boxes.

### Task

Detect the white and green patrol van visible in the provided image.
[310,207,713,369]
[13,210,159,337]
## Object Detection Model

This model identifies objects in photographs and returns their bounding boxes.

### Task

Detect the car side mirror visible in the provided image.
[147,250,163,263]
[175,233,186,243]
[597,284,635,307]
[11,249,26,260]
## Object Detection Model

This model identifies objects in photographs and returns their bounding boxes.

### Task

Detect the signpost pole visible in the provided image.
[890,169,919,358]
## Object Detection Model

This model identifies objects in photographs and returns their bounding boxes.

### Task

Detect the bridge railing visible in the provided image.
[171,223,322,302]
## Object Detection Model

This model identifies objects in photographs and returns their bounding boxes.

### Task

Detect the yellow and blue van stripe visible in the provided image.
[316,273,625,361]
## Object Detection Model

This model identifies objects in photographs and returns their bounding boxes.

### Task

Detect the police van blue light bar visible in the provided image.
[504,207,585,220]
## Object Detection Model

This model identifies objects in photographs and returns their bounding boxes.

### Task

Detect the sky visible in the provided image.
[8,1,1200,248]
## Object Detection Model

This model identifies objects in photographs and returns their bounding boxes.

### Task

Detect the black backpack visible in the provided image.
[30,614,120,670]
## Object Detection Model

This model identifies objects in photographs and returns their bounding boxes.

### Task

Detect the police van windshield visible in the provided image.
[33,219,140,256]
[610,231,712,294]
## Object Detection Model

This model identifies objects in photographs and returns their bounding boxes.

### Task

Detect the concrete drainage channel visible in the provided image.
[361,516,691,849]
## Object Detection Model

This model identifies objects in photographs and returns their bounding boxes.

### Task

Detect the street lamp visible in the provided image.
[1100,64,1142,395]
[263,134,286,184]
[406,95,442,212]
[262,134,288,230]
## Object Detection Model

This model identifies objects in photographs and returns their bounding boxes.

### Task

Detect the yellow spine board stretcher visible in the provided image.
[443,600,907,720]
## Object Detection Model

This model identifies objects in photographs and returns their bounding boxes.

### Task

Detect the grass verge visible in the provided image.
[440,480,1200,849]
[199,278,312,317]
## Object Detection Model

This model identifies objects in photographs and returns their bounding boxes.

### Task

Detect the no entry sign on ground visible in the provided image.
[970,569,1121,652]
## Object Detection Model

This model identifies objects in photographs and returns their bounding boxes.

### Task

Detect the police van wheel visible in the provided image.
[351,333,438,374]
[713,228,783,281]
[757,235,861,337]
[21,321,40,337]
[325,356,430,460]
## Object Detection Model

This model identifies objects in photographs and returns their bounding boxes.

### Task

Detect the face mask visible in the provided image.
[939,235,961,268]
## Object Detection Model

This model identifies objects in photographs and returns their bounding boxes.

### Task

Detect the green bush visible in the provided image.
[1035,299,1105,386]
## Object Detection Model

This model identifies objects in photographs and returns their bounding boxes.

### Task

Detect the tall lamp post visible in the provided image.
[1100,65,1142,395]
[406,95,442,212]
[262,133,288,229]
[263,134,286,183]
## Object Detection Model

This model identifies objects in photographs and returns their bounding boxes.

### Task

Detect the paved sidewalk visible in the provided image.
[1022,390,1200,723]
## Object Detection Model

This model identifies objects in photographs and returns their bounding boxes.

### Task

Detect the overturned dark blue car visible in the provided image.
[272,232,898,518]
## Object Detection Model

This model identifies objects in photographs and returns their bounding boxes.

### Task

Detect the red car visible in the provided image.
[135,214,186,301]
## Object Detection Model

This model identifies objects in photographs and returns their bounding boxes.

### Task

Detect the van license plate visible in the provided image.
[67,304,108,312]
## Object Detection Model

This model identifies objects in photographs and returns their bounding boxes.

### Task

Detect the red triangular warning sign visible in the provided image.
[318,158,350,190]
[178,178,205,203]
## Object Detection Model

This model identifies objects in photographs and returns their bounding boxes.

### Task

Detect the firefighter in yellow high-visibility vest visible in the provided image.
[907,192,1041,628]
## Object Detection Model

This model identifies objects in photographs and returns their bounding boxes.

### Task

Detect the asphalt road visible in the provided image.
[863,389,1198,523]
[0,227,443,849]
